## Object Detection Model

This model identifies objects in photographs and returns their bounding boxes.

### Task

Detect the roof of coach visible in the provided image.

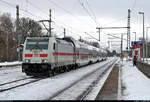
[56,38,70,44]
[55,38,74,46]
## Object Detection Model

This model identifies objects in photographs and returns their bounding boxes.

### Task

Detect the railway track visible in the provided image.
[0,77,34,86]
[48,58,118,100]
[0,59,107,93]
[0,76,45,92]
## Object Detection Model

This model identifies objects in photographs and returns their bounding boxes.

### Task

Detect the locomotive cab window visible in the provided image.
[26,38,49,50]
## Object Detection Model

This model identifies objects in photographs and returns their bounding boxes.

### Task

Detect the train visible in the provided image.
[22,36,107,76]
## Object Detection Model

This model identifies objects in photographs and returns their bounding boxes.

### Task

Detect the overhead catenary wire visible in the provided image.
[0,0,15,8]
[78,0,128,43]
[131,0,137,11]
[85,0,99,26]
[28,0,99,41]
[0,1,97,46]
[47,0,129,41]
[101,31,127,41]
[27,0,85,37]
[0,0,99,42]
[107,34,126,41]
[0,0,36,19]
[46,0,100,42]
[28,0,106,42]
[78,0,98,26]
[0,0,45,20]
[0,0,77,37]
[99,0,137,28]
[47,0,96,28]
[96,0,136,27]
[85,32,99,41]
[27,0,48,17]
[28,0,136,43]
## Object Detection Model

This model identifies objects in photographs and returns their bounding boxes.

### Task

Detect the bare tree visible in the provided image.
[0,13,44,62]
[0,13,16,61]
[18,17,43,44]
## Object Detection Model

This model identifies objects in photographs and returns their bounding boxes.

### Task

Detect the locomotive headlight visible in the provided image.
[42,59,48,63]
[25,59,30,63]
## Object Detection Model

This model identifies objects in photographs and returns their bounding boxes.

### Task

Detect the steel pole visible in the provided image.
[133,32,136,41]
[139,12,145,62]
[146,27,150,62]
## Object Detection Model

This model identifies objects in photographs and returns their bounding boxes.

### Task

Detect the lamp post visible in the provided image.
[146,27,150,62]
[139,12,145,62]
[133,32,136,41]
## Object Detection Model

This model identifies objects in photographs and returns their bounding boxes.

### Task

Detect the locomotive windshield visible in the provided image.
[26,38,49,50]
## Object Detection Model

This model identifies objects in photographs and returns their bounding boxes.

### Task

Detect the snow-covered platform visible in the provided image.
[95,63,119,100]
[121,59,150,100]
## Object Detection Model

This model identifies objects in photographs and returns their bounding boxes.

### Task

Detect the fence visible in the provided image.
[136,61,150,78]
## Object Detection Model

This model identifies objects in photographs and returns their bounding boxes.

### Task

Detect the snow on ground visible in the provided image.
[0,57,116,100]
[52,58,119,100]
[121,59,150,100]
[0,66,29,84]
[0,61,22,66]
[1,57,150,100]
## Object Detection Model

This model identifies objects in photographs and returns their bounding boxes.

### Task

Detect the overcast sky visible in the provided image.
[0,0,150,52]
